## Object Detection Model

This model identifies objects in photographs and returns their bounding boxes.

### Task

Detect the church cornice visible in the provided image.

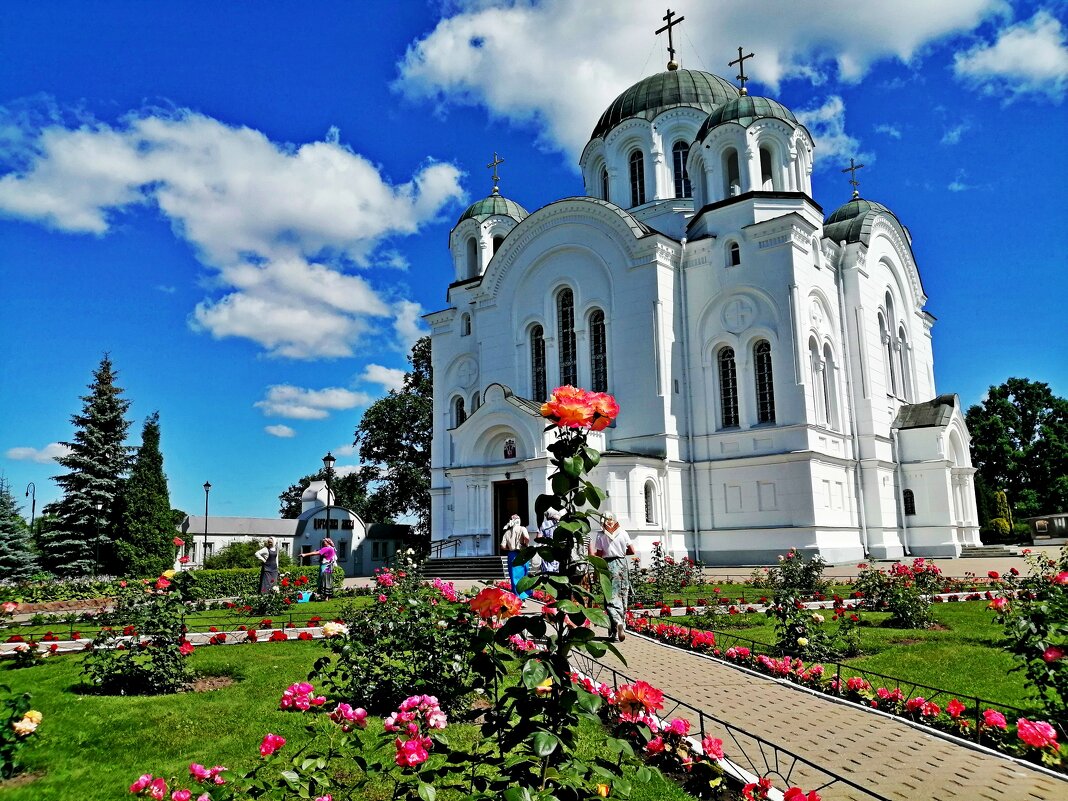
[688,191,822,225]
[743,212,818,252]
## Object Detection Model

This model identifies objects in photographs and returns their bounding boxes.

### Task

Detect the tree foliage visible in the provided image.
[40,355,133,577]
[203,539,293,570]
[0,479,37,581]
[113,412,175,577]
[353,336,432,535]
[966,378,1068,519]
[278,467,375,520]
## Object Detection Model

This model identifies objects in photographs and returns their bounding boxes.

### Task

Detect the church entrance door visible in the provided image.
[493,479,528,555]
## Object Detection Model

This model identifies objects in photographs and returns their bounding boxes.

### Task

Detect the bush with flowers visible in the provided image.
[81,574,193,695]
[852,559,936,629]
[989,547,1067,736]
[0,688,41,779]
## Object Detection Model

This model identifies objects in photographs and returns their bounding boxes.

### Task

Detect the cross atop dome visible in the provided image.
[842,157,865,199]
[729,46,755,96]
[487,152,504,195]
[655,8,685,71]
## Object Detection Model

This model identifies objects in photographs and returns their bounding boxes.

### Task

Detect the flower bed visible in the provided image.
[626,613,1064,771]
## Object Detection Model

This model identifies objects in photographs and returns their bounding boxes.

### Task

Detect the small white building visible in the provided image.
[426,64,981,565]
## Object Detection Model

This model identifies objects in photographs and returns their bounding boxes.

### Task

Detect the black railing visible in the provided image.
[428,537,461,559]
[571,652,894,801]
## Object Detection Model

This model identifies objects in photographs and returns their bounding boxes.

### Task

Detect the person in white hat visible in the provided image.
[500,514,531,597]
[593,511,634,641]
[538,508,562,574]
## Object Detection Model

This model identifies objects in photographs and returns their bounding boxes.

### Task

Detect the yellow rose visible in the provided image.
[535,677,553,697]
[12,718,37,737]
[797,637,809,647]
[23,710,42,725]
[596,784,610,797]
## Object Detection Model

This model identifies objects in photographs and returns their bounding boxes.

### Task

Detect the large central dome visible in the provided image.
[590,68,739,141]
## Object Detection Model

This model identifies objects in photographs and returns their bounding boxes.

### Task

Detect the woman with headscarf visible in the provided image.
[300,537,337,600]
[593,511,634,641]
[500,514,531,598]
[538,508,562,574]
[255,537,280,594]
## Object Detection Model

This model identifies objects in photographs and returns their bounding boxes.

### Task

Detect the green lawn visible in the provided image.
[670,601,1038,712]
[0,639,698,801]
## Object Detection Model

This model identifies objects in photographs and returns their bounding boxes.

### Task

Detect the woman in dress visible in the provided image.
[593,512,634,642]
[500,515,531,598]
[300,537,337,600]
[255,537,280,594]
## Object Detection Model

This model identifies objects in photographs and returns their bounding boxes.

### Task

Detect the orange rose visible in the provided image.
[588,392,619,422]
[614,680,665,718]
[469,587,523,621]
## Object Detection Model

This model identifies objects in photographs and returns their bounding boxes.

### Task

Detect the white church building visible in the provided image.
[425,58,981,565]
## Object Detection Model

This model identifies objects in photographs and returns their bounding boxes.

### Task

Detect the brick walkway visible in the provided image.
[591,632,1064,801]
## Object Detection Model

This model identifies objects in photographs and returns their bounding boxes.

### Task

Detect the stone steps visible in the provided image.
[959,544,1021,558]
[423,556,508,580]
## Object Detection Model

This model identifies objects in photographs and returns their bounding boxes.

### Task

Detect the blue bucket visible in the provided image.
[296,591,313,603]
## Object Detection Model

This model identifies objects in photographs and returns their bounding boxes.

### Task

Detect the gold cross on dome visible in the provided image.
[655,8,685,69]
[841,158,865,199]
[729,46,755,96]
[487,152,504,194]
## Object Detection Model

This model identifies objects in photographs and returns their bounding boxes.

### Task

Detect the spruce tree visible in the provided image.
[40,355,132,577]
[114,412,175,577]
[0,479,37,581]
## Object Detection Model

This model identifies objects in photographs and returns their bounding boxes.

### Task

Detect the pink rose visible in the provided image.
[701,735,724,760]
[987,597,1008,611]
[946,699,966,719]
[149,778,168,800]
[1043,645,1065,663]
[394,735,432,767]
[646,735,665,753]
[982,709,1007,730]
[179,641,194,656]
[1017,718,1059,749]
[188,764,210,781]
[171,790,191,801]
[1054,572,1068,585]
[259,733,286,757]
[130,774,154,793]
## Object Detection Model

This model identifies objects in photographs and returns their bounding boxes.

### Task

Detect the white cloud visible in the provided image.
[954,10,1068,101]
[333,464,365,478]
[5,442,71,463]
[265,424,296,438]
[397,0,1005,160]
[941,120,972,144]
[392,299,427,353]
[361,364,407,392]
[795,96,868,169]
[874,123,902,139]
[948,168,973,192]
[333,443,358,456]
[0,110,465,358]
[255,384,371,420]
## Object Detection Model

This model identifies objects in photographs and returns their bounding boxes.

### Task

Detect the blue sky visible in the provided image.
[2,1,1066,520]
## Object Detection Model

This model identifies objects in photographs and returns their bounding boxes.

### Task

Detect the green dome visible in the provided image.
[824,198,902,246]
[695,96,798,141]
[455,191,529,227]
[591,69,739,141]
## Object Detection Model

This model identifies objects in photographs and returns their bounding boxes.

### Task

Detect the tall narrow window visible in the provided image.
[472,391,481,411]
[600,166,610,202]
[644,481,657,524]
[557,289,577,387]
[728,242,741,267]
[812,237,821,269]
[903,489,916,516]
[460,313,471,336]
[823,344,839,430]
[897,326,911,401]
[810,338,826,425]
[530,325,547,402]
[759,147,775,190]
[880,312,897,396]
[453,397,466,427]
[629,150,646,206]
[589,309,607,392]
[723,148,740,197]
[492,235,504,255]
[718,347,739,428]
[466,237,478,278]
[754,340,775,424]
[672,141,692,198]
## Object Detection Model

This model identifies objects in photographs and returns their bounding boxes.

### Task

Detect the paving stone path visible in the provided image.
[592,632,1064,801]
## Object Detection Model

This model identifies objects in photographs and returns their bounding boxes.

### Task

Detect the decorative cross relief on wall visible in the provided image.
[457,359,478,389]
[722,298,755,333]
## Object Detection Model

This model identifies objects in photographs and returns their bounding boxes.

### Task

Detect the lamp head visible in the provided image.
[203,481,212,492]
[323,452,336,471]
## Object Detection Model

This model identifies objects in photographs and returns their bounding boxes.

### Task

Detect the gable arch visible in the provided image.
[696,285,783,350]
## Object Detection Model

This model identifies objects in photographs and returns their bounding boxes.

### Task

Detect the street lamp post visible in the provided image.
[24,483,35,536]
[322,452,335,548]
[203,481,211,568]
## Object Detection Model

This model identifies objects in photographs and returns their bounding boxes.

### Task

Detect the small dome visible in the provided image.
[591,69,739,141]
[824,198,902,246]
[455,190,528,228]
[695,96,798,141]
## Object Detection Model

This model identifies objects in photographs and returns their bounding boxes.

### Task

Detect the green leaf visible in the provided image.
[521,658,548,689]
[576,689,603,714]
[583,607,609,627]
[532,731,560,757]
[636,766,652,783]
[555,600,582,614]
[503,787,533,801]
[563,456,582,477]
[280,770,300,788]
[599,572,614,602]
[552,474,573,496]
[516,573,537,594]
[613,777,632,796]
[417,782,437,801]
[586,641,607,657]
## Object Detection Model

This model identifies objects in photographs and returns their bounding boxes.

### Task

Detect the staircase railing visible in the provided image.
[428,537,461,560]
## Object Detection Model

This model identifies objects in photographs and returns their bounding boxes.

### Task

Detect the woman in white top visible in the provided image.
[500,515,531,598]
[593,512,634,641]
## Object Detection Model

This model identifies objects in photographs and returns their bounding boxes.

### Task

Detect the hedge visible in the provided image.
[177,567,320,600]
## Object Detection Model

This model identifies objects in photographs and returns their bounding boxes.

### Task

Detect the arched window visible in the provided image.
[472,391,481,411]
[759,146,775,191]
[880,308,897,397]
[530,325,547,402]
[465,237,478,278]
[589,308,608,392]
[723,148,740,197]
[629,149,646,206]
[897,326,911,401]
[823,343,839,430]
[727,242,741,267]
[600,165,610,202]
[492,235,504,255]
[672,141,692,198]
[644,480,657,525]
[557,289,577,386]
[460,313,471,337]
[453,396,466,428]
[811,238,821,269]
[809,338,826,425]
[754,340,775,424]
[718,347,739,428]
[903,489,916,516]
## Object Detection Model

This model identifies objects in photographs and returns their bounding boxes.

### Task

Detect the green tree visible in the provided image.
[203,540,293,570]
[0,479,37,580]
[966,378,1068,519]
[353,336,432,535]
[113,412,174,577]
[39,355,133,577]
[278,467,375,520]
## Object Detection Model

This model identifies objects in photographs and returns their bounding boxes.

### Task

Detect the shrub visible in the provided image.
[0,688,41,778]
[81,578,192,695]
[174,566,317,600]
[202,540,293,570]
[0,574,122,604]
[628,541,705,604]
[989,517,1011,537]
[853,560,935,629]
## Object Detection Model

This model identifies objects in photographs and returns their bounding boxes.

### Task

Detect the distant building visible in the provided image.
[1021,513,1068,545]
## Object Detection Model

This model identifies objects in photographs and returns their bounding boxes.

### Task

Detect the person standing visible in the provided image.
[539,508,561,574]
[500,515,531,598]
[255,537,280,594]
[300,537,337,600]
[593,512,634,641]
